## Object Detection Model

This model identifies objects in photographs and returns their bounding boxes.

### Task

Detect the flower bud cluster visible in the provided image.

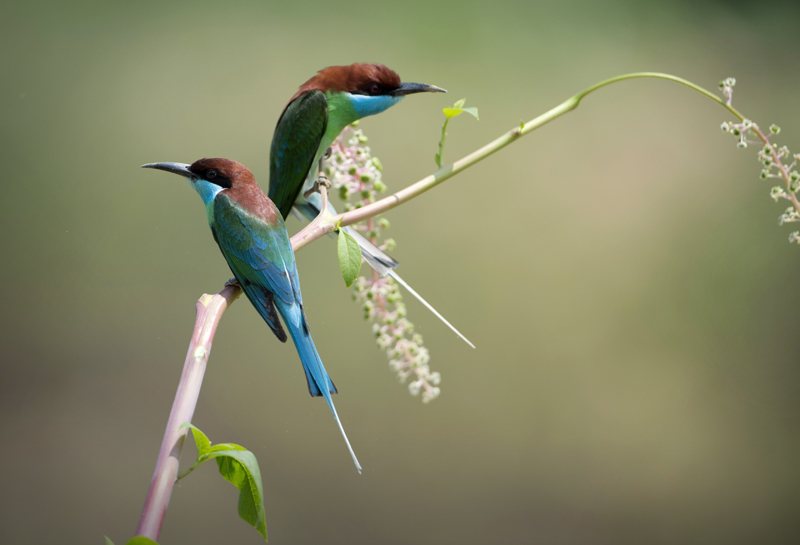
[325,124,388,213]
[719,77,800,244]
[719,77,736,106]
[720,118,758,149]
[353,277,441,403]
[329,124,442,402]
[779,207,800,225]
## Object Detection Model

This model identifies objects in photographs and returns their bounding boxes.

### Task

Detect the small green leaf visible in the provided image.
[178,425,267,542]
[338,229,362,287]
[126,538,159,545]
[181,422,210,456]
[453,98,466,109]
[213,450,267,541]
[460,106,479,120]
[442,107,464,119]
[104,537,115,545]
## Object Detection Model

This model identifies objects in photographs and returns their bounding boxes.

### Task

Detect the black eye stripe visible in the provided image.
[203,169,232,189]
[354,83,383,96]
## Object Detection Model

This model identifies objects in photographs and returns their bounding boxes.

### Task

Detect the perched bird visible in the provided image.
[143,158,361,472]
[269,63,474,348]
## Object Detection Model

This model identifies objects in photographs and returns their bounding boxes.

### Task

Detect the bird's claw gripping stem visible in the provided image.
[293,177,337,251]
[304,174,332,221]
[303,174,332,198]
[224,277,241,289]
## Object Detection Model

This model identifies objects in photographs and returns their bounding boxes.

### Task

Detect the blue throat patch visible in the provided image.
[191,178,225,206]
[349,93,404,118]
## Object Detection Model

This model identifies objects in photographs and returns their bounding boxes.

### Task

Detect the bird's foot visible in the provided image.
[324,146,332,159]
[303,174,332,198]
[224,277,241,289]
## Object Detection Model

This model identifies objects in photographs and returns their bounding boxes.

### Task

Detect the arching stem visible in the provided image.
[291,72,747,251]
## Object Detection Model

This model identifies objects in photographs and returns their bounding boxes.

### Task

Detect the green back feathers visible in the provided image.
[268,90,329,219]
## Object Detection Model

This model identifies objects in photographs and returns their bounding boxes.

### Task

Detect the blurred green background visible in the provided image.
[2,0,799,543]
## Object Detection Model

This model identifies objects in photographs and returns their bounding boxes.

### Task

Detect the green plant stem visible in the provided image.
[436,117,450,168]
[291,72,747,251]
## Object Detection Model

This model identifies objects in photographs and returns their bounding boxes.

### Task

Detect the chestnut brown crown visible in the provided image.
[188,158,256,189]
[291,63,402,102]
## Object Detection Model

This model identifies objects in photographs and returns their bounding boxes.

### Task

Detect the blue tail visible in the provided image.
[279,301,362,473]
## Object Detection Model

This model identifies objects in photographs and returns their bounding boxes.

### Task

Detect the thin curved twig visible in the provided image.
[291,72,744,251]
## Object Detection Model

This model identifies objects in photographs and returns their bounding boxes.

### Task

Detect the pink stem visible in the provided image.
[751,125,800,214]
[136,284,242,541]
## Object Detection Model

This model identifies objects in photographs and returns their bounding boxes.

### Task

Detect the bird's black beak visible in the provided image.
[390,82,447,97]
[141,162,194,178]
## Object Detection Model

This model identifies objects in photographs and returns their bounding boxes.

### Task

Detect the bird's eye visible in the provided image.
[369,84,380,95]
[207,169,217,179]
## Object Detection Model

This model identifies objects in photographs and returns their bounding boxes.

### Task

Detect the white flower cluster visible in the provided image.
[329,124,442,402]
[324,124,388,212]
[353,277,442,403]
[720,118,759,149]
[719,78,800,244]
[719,77,736,106]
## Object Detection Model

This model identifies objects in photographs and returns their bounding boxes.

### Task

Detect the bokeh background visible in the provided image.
[2,1,799,543]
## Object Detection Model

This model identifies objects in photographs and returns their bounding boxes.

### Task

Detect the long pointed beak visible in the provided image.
[141,162,194,178]
[390,82,447,97]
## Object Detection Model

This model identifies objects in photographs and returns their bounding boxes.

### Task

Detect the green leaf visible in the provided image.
[178,425,267,542]
[337,229,362,287]
[125,538,159,545]
[442,98,479,120]
[213,450,267,541]
[104,538,115,545]
[460,106,479,120]
[181,422,210,455]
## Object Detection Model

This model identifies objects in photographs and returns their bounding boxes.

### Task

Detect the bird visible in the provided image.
[143,158,361,472]
[268,62,474,348]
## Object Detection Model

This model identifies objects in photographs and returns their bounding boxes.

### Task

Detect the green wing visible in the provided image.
[211,194,301,342]
[268,90,328,219]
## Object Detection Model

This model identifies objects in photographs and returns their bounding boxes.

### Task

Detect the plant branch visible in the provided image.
[291,72,747,251]
[139,71,761,539]
[136,283,242,541]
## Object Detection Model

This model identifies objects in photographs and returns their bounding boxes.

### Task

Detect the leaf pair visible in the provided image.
[442,98,480,121]
[178,423,267,541]
[436,98,480,168]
